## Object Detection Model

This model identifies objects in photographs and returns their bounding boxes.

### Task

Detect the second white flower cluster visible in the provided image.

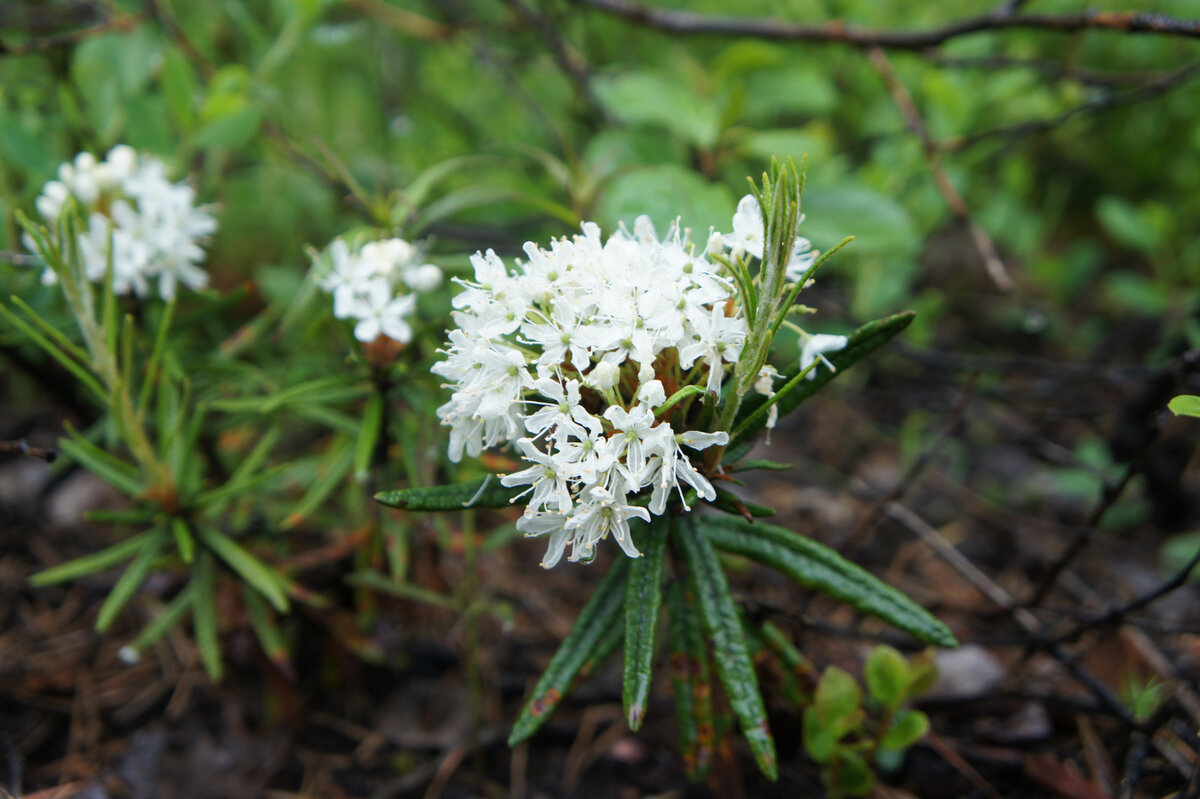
[28,146,217,300]
[314,238,442,344]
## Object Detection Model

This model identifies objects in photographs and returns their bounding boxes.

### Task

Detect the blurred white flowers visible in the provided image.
[313,237,442,344]
[27,146,217,300]
[434,216,741,567]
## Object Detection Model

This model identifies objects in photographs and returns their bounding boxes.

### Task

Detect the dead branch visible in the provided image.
[573,0,1200,49]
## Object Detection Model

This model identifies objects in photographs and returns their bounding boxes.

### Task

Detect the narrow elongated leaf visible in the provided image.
[701,515,957,647]
[508,558,631,746]
[31,531,155,586]
[354,392,385,482]
[122,584,195,658]
[281,436,354,529]
[0,301,106,401]
[346,570,456,610]
[667,580,715,782]
[96,529,167,632]
[676,516,778,780]
[193,551,223,682]
[712,489,775,518]
[376,476,521,511]
[623,516,669,731]
[242,584,294,677]
[83,507,159,525]
[196,527,289,613]
[58,432,143,497]
[195,461,291,509]
[731,459,793,473]
[727,311,915,456]
[171,517,196,564]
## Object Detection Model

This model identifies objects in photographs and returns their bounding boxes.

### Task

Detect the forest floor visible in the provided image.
[4,253,1200,799]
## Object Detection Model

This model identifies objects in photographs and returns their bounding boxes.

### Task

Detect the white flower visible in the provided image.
[26,146,216,301]
[312,235,438,346]
[800,334,848,379]
[434,217,748,567]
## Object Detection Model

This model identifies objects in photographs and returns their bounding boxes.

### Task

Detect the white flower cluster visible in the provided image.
[314,237,442,344]
[28,146,217,300]
[434,217,744,567]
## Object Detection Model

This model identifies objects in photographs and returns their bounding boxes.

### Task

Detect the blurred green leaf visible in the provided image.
[376,477,521,511]
[594,71,721,149]
[597,165,734,237]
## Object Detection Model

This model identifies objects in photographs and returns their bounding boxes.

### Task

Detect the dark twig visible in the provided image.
[1055,545,1200,643]
[0,12,145,56]
[503,0,601,111]
[1027,457,1144,606]
[0,440,57,463]
[867,47,1014,292]
[1119,731,1150,799]
[926,53,1188,88]
[849,373,977,544]
[574,0,1200,48]
[942,62,1200,152]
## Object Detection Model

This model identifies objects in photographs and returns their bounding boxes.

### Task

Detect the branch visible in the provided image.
[573,0,1200,48]
[943,62,1200,152]
[867,47,1014,292]
[0,12,145,57]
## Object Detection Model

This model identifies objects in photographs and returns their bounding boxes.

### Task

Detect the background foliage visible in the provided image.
[3,0,1200,796]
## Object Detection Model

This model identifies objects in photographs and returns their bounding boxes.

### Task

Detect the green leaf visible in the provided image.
[1169,395,1200,419]
[122,584,195,658]
[508,558,631,746]
[836,750,877,796]
[803,706,838,764]
[57,429,143,498]
[622,516,669,731]
[593,70,721,149]
[96,529,167,632]
[730,459,793,473]
[0,301,106,402]
[676,516,778,780]
[667,580,715,782]
[242,584,293,675]
[196,527,289,613]
[281,435,354,530]
[30,531,156,586]
[375,476,521,512]
[193,551,223,682]
[814,666,861,724]
[345,571,456,610]
[171,517,196,564]
[712,489,775,518]
[701,515,957,647]
[354,391,385,483]
[654,385,703,417]
[864,645,910,711]
[596,165,735,239]
[727,312,916,455]
[881,709,930,752]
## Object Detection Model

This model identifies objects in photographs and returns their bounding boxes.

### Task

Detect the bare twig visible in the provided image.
[943,62,1200,152]
[867,47,1014,292]
[927,53,1187,88]
[849,374,977,543]
[574,0,1200,48]
[0,12,145,56]
[885,502,1139,728]
[0,440,57,463]
[503,0,601,110]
